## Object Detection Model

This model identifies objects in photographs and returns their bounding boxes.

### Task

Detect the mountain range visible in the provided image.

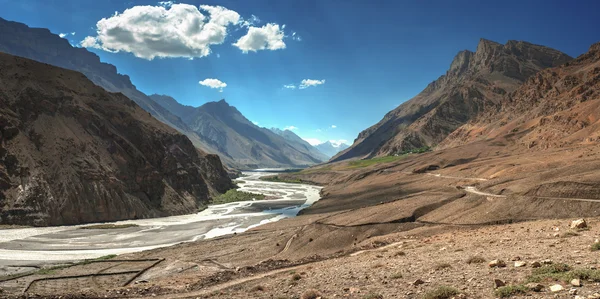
[0,17,325,170]
[149,95,327,169]
[332,39,572,162]
[0,52,233,226]
[314,141,350,158]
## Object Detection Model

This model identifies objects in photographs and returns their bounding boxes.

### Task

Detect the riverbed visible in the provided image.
[0,172,321,266]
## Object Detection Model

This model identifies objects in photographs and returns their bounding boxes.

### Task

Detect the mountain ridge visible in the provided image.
[332,38,572,162]
[0,52,233,226]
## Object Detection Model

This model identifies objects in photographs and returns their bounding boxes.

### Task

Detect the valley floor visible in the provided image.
[3,142,600,298]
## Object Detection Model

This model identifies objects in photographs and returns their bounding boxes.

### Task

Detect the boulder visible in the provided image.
[549,284,564,292]
[488,260,506,268]
[493,279,506,289]
[571,278,581,287]
[514,261,527,267]
[570,219,588,229]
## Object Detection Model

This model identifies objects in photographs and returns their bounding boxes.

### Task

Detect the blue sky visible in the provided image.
[2,0,600,146]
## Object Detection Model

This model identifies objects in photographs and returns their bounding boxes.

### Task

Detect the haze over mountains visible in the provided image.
[333,39,572,162]
[314,141,350,158]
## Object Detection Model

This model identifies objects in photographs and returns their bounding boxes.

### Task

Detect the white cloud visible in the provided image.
[299,79,326,89]
[252,121,259,125]
[216,53,221,58]
[240,14,261,28]
[291,31,302,41]
[331,125,337,129]
[199,78,227,92]
[315,129,322,132]
[283,84,296,89]
[59,32,75,38]
[284,125,298,131]
[158,1,173,7]
[233,23,286,52]
[80,3,241,60]
[303,138,322,146]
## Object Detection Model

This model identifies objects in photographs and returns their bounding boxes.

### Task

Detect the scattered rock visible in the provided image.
[412,279,425,286]
[488,260,506,268]
[526,283,544,292]
[589,293,600,299]
[542,259,553,264]
[511,256,521,261]
[571,278,582,287]
[531,261,542,268]
[569,288,578,295]
[570,219,588,229]
[493,279,506,289]
[514,261,527,267]
[550,284,564,292]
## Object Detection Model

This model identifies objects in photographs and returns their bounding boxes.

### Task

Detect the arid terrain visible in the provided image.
[4,141,600,298]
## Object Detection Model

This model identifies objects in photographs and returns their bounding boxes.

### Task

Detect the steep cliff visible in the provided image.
[0,53,233,226]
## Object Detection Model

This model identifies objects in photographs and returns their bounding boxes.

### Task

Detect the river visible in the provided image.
[0,172,321,266]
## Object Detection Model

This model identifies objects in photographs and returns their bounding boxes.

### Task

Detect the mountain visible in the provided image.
[0,52,233,226]
[270,128,329,162]
[315,141,350,158]
[0,17,214,159]
[440,41,600,150]
[332,39,572,162]
[150,95,327,168]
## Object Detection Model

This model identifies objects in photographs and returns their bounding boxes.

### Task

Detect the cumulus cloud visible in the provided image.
[252,121,259,125]
[284,126,298,131]
[329,139,348,147]
[303,138,322,146]
[299,79,326,89]
[199,78,227,92]
[331,125,337,129]
[283,84,296,89]
[80,3,241,60]
[240,14,261,28]
[233,23,286,52]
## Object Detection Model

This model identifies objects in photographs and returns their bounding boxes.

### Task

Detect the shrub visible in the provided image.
[494,285,527,298]
[300,289,322,299]
[422,286,460,299]
[466,256,486,264]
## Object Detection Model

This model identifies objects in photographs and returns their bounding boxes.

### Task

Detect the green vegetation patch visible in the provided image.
[213,189,265,204]
[80,224,139,230]
[422,286,460,299]
[347,155,406,169]
[260,175,304,184]
[591,242,600,251]
[494,285,528,298]
[526,265,600,283]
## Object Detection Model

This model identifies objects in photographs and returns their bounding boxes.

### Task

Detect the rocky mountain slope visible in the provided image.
[441,42,600,150]
[332,39,572,162]
[150,95,326,169]
[0,18,217,159]
[315,141,350,158]
[0,53,233,226]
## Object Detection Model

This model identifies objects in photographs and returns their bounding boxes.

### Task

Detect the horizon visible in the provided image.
[2,0,600,147]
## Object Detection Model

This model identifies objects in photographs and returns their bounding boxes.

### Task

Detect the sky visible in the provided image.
[1,0,600,146]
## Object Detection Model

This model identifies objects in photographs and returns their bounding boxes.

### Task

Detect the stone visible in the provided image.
[531,261,542,268]
[514,261,527,267]
[493,279,506,289]
[571,278,582,287]
[549,284,564,292]
[525,283,544,292]
[488,260,506,268]
[412,279,425,286]
[570,219,588,229]
[511,256,521,261]
[570,288,578,295]
[542,259,553,264]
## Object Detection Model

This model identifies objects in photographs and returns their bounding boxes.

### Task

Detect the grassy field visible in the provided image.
[346,155,407,169]
[212,189,265,204]
[80,223,139,230]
